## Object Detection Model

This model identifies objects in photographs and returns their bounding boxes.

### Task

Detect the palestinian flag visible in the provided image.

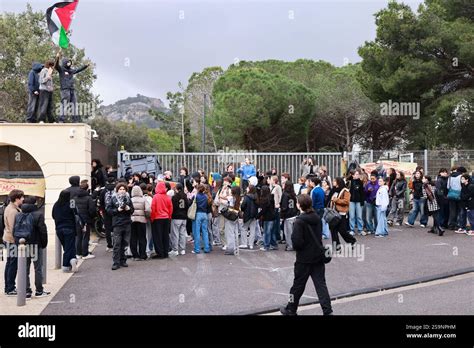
[46,0,79,48]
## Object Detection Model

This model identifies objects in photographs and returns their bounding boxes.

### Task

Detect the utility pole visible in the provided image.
[202,93,206,153]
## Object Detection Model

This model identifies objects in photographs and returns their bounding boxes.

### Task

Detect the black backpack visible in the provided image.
[13,212,35,243]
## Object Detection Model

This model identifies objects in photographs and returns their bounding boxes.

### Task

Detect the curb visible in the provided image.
[236,267,474,315]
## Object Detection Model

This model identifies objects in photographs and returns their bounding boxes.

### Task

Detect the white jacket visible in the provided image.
[376,185,390,211]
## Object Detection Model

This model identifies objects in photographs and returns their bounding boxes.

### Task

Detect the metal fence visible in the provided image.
[118,150,474,181]
[118,152,343,181]
[351,150,474,175]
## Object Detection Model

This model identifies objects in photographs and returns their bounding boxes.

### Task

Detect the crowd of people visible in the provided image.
[3,157,473,310]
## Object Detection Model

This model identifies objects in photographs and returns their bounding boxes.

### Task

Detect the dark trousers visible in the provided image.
[4,242,18,293]
[438,198,449,228]
[152,219,170,258]
[287,261,333,315]
[330,214,356,247]
[130,222,147,259]
[112,224,131,266]
[26,246,43,293]
[38,90,55,122]
[272,209,281,241]
[26,92,39,122]
[76,223,91,257]
[59,88,79,122]
[448,200,462,228]
[186,218,193,236]
[104,214,113,248]
[56,228,76,268]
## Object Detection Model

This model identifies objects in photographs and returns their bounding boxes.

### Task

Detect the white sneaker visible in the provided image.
[76,255,82,259]
[361,231,368,236]
[180,250,186,255]
[82,254,95,260]
[239,244,248,249]
[455,228,466,234]
[221,245,227,251]
[169,251,179,257]
[106,247,113,252]
[249,245,254,250]
[420,224,426,228]
[70,258,78,273]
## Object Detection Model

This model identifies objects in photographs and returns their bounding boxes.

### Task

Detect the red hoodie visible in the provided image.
[151,182,173,221]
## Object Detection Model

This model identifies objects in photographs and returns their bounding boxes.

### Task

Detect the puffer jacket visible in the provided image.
[131,186,150,224]
[74,189,96,224]
[151,182,173,220]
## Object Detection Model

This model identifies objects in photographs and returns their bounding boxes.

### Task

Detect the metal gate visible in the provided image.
[117,151,343,181]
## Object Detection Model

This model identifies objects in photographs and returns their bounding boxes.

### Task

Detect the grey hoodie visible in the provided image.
[39,67,54,92]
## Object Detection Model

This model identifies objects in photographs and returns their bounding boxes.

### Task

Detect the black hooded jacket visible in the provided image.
[241,193,258,223]
[291,211,326,264]
[65,176,83,200]
[349,179,365,204]
[56,57,88,90]
[74,189,96,224]
[27,62,43,93]
[20,203,48,248]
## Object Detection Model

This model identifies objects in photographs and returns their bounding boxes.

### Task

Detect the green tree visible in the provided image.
[210,67,315,151]
[0,4,99,122]
[358,0,474,149]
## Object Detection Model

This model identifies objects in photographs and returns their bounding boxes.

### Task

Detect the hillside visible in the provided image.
[99,94,169,128]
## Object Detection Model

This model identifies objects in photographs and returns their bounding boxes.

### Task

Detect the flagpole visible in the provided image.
[52,47,62,71]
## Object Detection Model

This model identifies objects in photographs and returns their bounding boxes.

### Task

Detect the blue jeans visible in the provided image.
[56,228,76,268]
[375,206,388,235]
[4,242,18,293]
[408,198,428,225]
[272,209,281,240]
[194,212,210,253]
[263,220,276,249]
[349,202,364,233]
[365,203,377,233]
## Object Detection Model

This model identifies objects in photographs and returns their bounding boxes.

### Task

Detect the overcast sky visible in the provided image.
[2,0,423,105]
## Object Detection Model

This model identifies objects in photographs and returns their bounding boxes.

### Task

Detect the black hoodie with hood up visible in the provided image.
[65,176,83,200]
[291,211,326,264]
[56,57,89,90]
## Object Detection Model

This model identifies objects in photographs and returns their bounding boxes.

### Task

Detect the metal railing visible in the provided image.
[117,150,474,181]
[118,151,343,181]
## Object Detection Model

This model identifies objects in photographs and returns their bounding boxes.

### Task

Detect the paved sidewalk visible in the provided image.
[39,226,474,315]
[0,237,99,315]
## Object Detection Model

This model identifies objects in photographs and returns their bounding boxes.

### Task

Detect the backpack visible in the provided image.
[13,212,35,243]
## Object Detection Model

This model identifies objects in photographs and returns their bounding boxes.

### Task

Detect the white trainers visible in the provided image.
[76,255,82,259]
[361,231,368,236]
[420,224,426,228]
[82,254,95,260]
[180,250,186,255]
[221,245,227,251]
[70,258,78,273]
[455,228,466,234]
[169,250,179,257]
[106,247,113,252]
[239,244,248,249]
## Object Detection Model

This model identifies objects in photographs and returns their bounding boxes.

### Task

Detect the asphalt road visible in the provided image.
[267,272,474,315]
[41,226,474,315]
